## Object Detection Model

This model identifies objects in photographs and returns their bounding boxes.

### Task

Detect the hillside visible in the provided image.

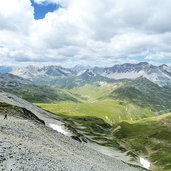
[0,92,144,171]
[0,73,79,103]
[36,98,171,170]
[36,77,171,125]
[35,76,171,170]
[37,99,153,124]
[2,85,79,103]
[112,113,171,171]
[108,77,171,113]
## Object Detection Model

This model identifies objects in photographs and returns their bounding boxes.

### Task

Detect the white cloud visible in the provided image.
[146,51,171,60]
[0,0,171,66]
[33,0,63,5]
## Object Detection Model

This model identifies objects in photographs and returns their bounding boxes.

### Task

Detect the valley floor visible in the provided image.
[0,114,145,171]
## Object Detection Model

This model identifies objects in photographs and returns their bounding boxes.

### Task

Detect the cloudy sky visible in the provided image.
[0,0,171,66]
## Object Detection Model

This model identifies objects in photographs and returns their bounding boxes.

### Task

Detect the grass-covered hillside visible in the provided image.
[36,77,171,124]
[36,99,153,124]
[109,77,171,113]
[2,85,79,103]
[112,113,171,171]
[0,73,79,103]
[35,77,171,170]
[69,77,171,113]
[36,102,171,170]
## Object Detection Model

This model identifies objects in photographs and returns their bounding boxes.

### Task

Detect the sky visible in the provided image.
[31,0,60,19]
[0,0,171,67]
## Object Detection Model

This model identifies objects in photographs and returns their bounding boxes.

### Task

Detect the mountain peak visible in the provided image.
[159,64,169,69]
[160,64,168,67]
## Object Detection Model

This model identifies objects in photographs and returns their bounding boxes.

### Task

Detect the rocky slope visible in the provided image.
[0,92,145,171]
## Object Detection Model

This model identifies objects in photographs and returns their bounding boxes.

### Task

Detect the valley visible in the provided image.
[35,82,171,170]
[36,99,153,124]
[0,62,171,170]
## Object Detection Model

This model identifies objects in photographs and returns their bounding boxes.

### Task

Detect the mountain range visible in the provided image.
[1,62,171,87]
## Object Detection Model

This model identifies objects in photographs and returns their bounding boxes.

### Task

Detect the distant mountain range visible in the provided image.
[1,62,171,87]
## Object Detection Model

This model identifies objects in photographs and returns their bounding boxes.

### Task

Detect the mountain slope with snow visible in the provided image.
[11,65,73,80]
[93,62,171,86]
[1,62,171,87]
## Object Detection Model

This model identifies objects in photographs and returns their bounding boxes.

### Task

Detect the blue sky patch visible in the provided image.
[31,0,61,19]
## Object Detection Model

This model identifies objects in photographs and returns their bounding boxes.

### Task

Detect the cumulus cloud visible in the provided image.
[0,0,171,66]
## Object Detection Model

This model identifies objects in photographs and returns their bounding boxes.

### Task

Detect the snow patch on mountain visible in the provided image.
[102,71,144,80]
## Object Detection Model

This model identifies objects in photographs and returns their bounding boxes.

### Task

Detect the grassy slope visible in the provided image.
[2,85,79,103]
[37,101,171,170]
[69,77,171,113]
[37,80,165,125]
[113,113,171,171]
[36,99,153,124]
[109,77,171,113]
[70,83,119,100]
[35,80,171,170]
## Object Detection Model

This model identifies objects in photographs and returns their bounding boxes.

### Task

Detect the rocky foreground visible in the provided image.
[0,92,145,171]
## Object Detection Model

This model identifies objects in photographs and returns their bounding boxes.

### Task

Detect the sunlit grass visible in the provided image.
[36,99,153,124]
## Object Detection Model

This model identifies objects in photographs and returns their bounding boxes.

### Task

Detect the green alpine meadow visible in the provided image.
[1,0,171,170]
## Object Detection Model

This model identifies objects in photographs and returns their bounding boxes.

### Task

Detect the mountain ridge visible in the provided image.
[1,62,171,87]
